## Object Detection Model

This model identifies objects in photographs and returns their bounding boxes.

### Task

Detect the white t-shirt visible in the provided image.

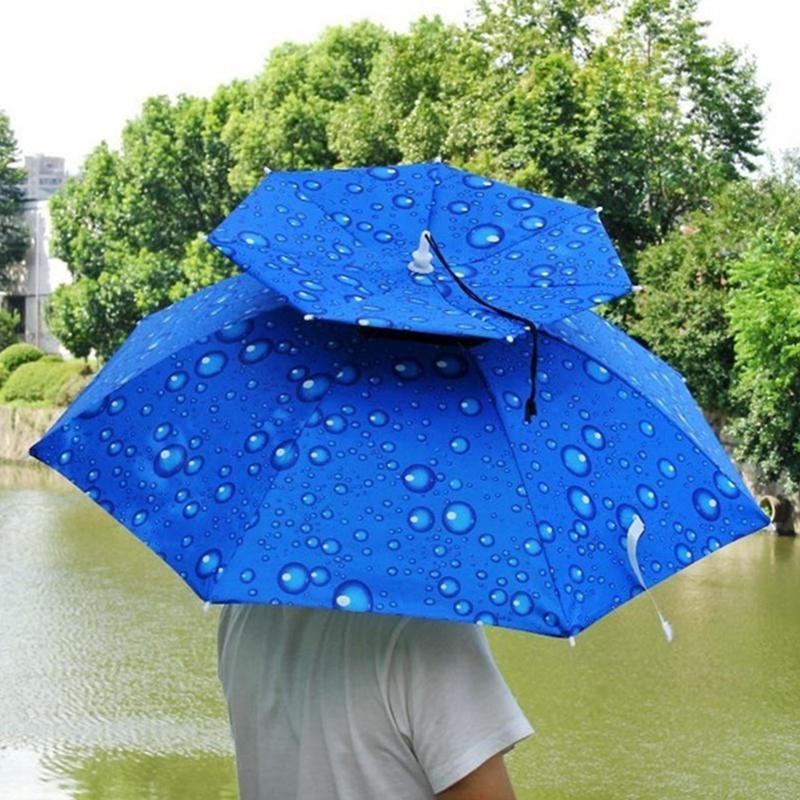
[217,604,533,800]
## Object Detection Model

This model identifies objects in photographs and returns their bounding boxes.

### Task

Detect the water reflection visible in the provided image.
[57,749,236,800]
[1,465,798,799]
[1,463,235,799]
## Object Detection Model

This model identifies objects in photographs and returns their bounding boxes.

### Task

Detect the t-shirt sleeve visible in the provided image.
[390,618,534,794]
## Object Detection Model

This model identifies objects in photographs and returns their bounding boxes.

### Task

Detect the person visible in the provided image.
[218,603,533,799]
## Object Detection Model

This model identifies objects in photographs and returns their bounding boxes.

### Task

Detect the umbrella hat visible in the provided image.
[207,163,632,339]
[30,272,768,638]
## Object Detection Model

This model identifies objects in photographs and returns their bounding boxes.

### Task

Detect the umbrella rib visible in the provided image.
[205,400,329,603]
[467,342,573,635]
[466,279,631,293]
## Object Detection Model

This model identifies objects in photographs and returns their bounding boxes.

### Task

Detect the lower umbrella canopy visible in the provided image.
[31,272,768,637]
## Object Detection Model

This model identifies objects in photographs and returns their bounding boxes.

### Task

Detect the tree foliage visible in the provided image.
[0,307,20,351]
[0,111,28,288]
[727,223,800,488]
[48,83,249,358]
[630,157,800,483]
[630,160,800,411]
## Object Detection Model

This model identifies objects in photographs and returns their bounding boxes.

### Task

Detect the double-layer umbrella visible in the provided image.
[31,163,768,639]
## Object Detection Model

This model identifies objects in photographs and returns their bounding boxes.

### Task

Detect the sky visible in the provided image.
[2,0,797,174]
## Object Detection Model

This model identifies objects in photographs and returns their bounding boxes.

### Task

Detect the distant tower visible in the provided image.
[0,155,72,354]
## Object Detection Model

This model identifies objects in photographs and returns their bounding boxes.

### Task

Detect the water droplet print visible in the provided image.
[561,446,591,477]
[154,445,187,478]
[434,354,469,379]
[297,374,331,402]
[511,592,533,616]
[240,339,272,364]
[33,166,767,640]
[450,436,470,454]
[581,426,605,450]
[309,446,331,465]
[462,175,493,190]
[438,577,460,597]
[108,397,126,415]
[195,351,227,378]
[279,563,310,594]
[393,358,423,381]
[245,432,269,453]
[392,194,415,209]
[408,507,434,532]
[584,360,611,383]
[166,371,188,391]
[508,196,533,211]
[443,502,476,534]
[196,549,222,579]
[271,440,300,471]
[333,581,373,612]
[467,224,504,249]
[402,465,436,493]
[239,231,267,248]
[520,215,546,231]
[215,483,235,503]
[658,458,677,479]
[240,569,256,584]
[568,487,596,520]
[713,471,740,498]
[693,488,721,521]
[367,166,398,181]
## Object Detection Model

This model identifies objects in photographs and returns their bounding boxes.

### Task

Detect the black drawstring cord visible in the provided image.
[424,233,540,421]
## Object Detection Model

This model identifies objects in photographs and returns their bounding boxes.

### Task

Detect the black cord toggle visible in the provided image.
[424,233,540,420]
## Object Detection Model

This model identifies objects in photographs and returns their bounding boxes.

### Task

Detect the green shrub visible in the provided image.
[0,362,8,390]
[0,308,20,351]
[0,358,93,406]
[0,342,44,374]
[40,354,64,363]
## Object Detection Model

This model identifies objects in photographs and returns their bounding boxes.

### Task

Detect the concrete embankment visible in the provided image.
[0,405,63,461]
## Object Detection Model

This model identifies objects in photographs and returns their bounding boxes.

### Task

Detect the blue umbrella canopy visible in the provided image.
[207,163,632,339]
[30,272,767,638]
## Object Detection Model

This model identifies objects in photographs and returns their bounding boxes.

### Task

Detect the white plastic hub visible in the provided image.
[407,230,434,274]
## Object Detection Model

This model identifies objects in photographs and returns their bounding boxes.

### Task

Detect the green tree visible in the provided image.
[0,111,28,287]
[48,82,249,357]
[727,224,800,487]
[458,0,764,261]
[630,161,800,415]
[225,22,389,191]
[50,84,248,275]
[330,17,482,166]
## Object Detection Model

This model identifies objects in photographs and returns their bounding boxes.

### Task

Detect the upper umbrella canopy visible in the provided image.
[207,162,632,339]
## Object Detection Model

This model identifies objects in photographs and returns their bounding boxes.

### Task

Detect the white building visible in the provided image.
[1,155,72,355]
[23,154,66,200]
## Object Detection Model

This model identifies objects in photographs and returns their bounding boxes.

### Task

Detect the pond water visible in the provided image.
[1,462,798,799]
